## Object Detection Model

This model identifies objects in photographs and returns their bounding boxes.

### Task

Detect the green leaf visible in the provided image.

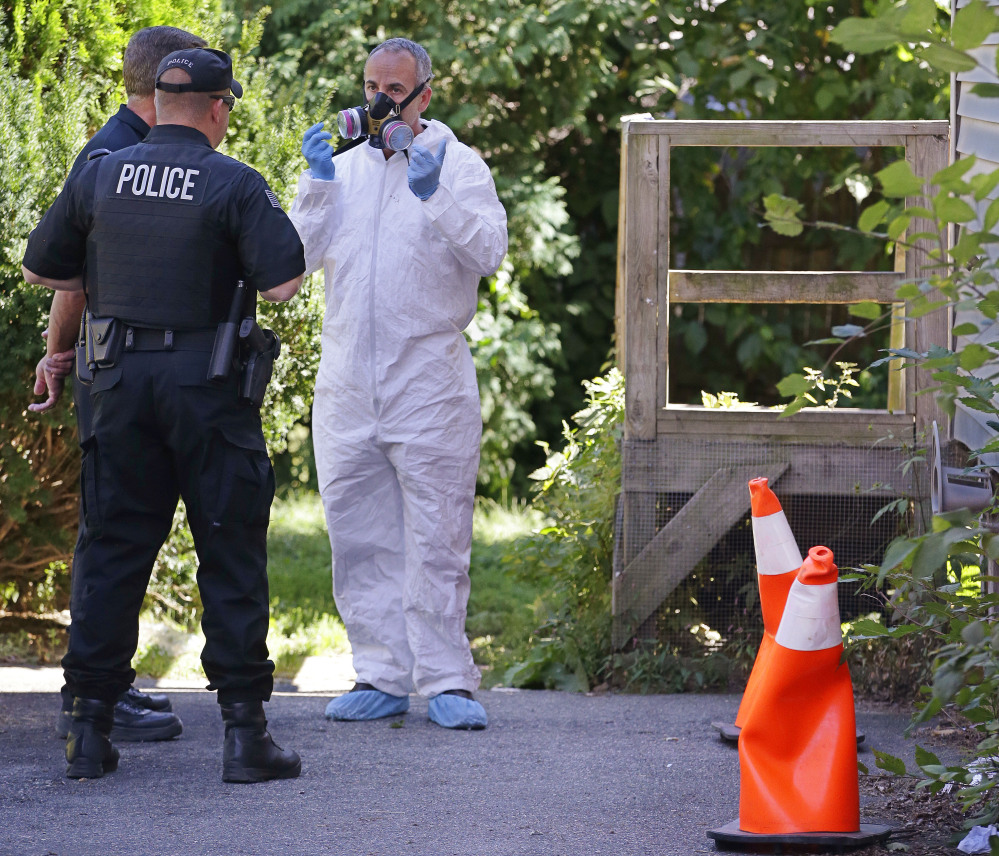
[969,166,999,201]
[950,230,989,268]
[859,200,891,232]
[763,193,804,237]
[912,695,944,726]
[932,157,977,185]
[920,764,948,776]
[881,537,919,572]
[962,620,987,644]
[877,161,925,198]
[849,301,882,321]
[985,197,999,232]
[952,0,999,51]
[971,82,999,99]
[776,373,811,396]
[778,399,806,418]
[873,749,908,776]
[960,343,995,371]
[934,195,977,223]
[830,19,905,54]
[907,298,950,319]
[932,667,964,701]
[914,745,942,768]
[888,212,913,241]
[917,43,978,73]
[848,618,891,638]
[899,0,940,35]
[952,322,982,336]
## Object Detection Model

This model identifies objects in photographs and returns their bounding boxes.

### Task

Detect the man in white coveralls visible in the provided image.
[289,37,508,729]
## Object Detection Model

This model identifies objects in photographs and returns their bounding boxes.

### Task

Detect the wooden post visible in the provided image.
[616,114,654,369]
[623,130,660,441]
[617,123,662,621]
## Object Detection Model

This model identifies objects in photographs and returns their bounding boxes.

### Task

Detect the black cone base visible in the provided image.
[711,721,741,742]
[710,722,865,747]
[706,820,892,852]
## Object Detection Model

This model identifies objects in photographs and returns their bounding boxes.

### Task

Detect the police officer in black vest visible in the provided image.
[22,48,306,784]
[31,25,208,746]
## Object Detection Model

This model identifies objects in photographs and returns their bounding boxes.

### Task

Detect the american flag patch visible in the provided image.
[264,189,282,208]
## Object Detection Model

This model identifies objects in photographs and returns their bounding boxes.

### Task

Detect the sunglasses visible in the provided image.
[211,94,236,111]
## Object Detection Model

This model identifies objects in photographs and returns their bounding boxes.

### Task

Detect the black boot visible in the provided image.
[220,701,301,784]
[121,685,172,712]
[111,696,183,742]
[65,698,119,780]
[56,686,182,741]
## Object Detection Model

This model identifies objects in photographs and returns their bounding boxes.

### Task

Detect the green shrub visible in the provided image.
[0,4,322,625]
[501,368,622,691]
[0,51,97,616]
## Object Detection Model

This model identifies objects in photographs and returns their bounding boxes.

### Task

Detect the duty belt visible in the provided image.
[123,327,218,352]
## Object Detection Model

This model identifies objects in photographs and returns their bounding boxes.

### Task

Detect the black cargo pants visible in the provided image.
[62,344,276,704]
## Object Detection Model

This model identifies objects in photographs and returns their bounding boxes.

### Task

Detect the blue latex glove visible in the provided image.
[407,140,447,200]
[302,121,335,181]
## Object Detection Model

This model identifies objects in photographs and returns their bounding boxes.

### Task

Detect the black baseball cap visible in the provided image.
[155,48,243,98]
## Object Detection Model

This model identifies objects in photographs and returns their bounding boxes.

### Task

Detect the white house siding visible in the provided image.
[951,2,999,449]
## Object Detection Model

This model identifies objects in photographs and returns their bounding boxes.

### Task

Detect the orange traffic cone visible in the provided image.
[737,479,803,726]
[740,545,858,832]
[713,477,801,743]
[708,546,889,850]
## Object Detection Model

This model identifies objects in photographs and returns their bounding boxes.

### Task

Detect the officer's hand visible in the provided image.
[28,348,74,413]
[407,140,447,200]
[302,121,336,181]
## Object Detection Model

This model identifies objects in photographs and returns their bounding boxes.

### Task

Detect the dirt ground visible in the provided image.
[855,715,984,856]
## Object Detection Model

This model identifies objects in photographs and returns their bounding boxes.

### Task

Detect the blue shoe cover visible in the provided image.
[428,693,488,730]
[325,689,409,721]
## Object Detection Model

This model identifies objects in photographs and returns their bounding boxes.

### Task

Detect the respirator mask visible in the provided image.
[336,78,430,152]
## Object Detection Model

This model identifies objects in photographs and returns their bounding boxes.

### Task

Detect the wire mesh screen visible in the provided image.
[613,432,918,658]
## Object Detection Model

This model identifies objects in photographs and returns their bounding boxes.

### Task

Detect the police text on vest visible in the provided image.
[116,163,200,200]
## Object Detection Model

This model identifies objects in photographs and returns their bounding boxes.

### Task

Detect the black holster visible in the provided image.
[81,311,124,374]
[238,318,280,408]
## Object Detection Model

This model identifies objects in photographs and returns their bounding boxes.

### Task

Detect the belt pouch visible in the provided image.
[86,314,124,368]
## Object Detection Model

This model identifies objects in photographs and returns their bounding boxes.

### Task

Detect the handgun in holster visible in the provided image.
[237,318,280,407]
[207,280,280,407]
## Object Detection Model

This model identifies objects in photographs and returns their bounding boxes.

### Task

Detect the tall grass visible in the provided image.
[467,499,547,685]
[129,492,545,682]
[3,492,547,682]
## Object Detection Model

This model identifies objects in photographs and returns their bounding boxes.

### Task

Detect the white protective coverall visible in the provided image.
[289,119,508,698]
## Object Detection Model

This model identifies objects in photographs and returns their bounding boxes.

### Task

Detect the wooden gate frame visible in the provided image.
[613,119,950,648]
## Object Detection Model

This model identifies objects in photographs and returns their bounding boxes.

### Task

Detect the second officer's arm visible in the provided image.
[27,290,86,413]
[22,162,92,411]
[260,275,303,303]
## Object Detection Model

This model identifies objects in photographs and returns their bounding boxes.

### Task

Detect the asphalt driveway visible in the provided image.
[0,669,928,856]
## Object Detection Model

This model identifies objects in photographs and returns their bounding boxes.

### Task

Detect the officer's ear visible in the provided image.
[210,97,226,124]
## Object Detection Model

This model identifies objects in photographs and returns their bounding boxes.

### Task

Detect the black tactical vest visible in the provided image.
[85,131,242,329]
